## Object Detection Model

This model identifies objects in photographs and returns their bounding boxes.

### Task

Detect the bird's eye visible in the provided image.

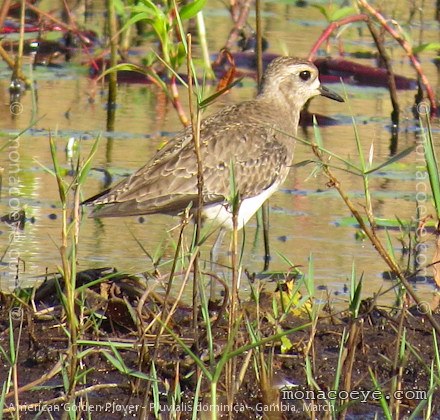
[299,70,311,81]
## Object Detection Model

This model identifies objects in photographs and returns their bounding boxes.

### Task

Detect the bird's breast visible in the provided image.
[201,181,281,230]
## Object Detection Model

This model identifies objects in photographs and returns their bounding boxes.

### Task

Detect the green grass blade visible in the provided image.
[421,117,440,218]
[77,135,102,185]
[364,145,416,175]
[312,115,323,148]
[368,368,392,419]
[49,135,66,203]
[199,77,244,108]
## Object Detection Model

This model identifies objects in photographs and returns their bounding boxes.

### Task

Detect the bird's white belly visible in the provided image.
[201,182,280,230]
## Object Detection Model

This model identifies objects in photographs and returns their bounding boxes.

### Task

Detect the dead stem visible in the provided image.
[389,303,407,418]
[6,357,64,399]
[308,2,437,116]
[137,214,189,408]
[186,34,203,341]
[308,15,369,60]
[367,21,400,127]
[14,0,25,78]
[0,43,30,86]
[0,0,11,29]
[4,384,119,414]
[340,320,361,419]
[358,0,437,115]
[432,230,440,288]
[158,249,201,334]
[106,0,118,132]
[24,1,89,43]
[225,0,253,50]
[49,133,79,401]
[0,44,15,71]
[255,0,271,271]
[226,206,240,415]
[170,75,189,126]
[311,143,440,335]
[138,248,199,418]
[12,317,24,420]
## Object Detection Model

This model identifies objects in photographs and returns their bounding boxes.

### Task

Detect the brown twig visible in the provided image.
[25,1,70,30]
[4,384,119,413]
[0,0,12,30]
[106,0,118,131]
[308,14,370,60]
[0,43,15,68]
[225,0,253,50]
[24,1,91,43]
[226,174,241,414]
[308,3,437,116]
[138,215,193,417]
[367,21,400,128]
[431,226,440,288]
[357,0,437,115]
[23,1,97,69]
[340,320,361,419]
[311,143,440,336]
[0,44,31,86]
[389,303,407,418]
[6,357,64,398]
[61,0,76,27]
[186,33,202,383]
[13,0,24,97]
[255,0,271,271]
[170,75,189,126]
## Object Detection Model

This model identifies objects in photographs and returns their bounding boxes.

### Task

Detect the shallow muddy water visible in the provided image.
[0,0,439,307]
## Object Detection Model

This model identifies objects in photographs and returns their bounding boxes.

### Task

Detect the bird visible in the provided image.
[84,57,344,230]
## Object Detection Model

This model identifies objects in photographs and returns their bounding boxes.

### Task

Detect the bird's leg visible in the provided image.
[262,201,271,271]
[209,227,226,300]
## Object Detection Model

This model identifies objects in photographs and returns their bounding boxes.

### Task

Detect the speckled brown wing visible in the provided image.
[201,120,290,201]
[85,57,344,221]
[88,102,291,218]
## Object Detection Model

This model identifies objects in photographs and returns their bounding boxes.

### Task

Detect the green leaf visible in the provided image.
[102,347,152,380]
[312,4,330,21]
[113,0,126,17]
[102,351,124,371]
[413,42,440,53]
[312,115,323,148]
[364,145,416,175]
[279,328,293,353]
[134,0,161,15]
[422,118,440,219]
[384,228,397,264]
[78,135,101,185]
[99,62,169,94]
[125,369,152,380]
[199,77,244,108]
[369,368,393,419]
[349,267,362,317]
[179,0,207,20]
[49,135,66,203]
[119,12,154,35]
[399,26,413,46]
[335,216,434,229]
[330,6,356,21]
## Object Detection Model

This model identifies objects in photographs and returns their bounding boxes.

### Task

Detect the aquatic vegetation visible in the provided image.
[0,1,439,419]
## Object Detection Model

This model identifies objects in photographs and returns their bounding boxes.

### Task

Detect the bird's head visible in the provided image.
[260,57,344,109]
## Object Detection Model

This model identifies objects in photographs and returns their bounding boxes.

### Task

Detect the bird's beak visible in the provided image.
[319,85,344,102]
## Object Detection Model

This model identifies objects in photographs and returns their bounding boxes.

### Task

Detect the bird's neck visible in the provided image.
[255,95,301,136]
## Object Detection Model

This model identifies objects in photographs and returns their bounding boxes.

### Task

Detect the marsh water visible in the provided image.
[0,0,439,307]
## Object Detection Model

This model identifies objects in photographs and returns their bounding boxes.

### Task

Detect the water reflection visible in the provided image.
[0,1,438,307]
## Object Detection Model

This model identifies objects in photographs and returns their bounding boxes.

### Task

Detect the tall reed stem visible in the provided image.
[49,136,79,402]
[106,0,118,131]
[311,142,440,335]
